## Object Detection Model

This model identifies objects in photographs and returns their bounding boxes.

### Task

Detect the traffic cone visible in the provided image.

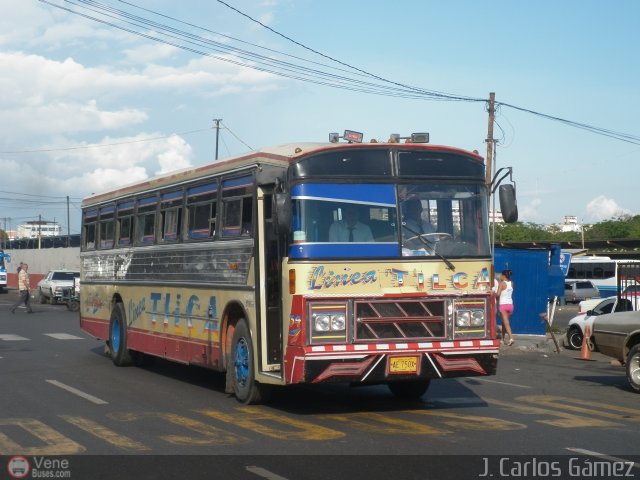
[576,324,595,361]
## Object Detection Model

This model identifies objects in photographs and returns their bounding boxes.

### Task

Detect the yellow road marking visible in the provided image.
[0,418,84,455]
[407,410,527,431]
[485,397,621,428]
[109,412,250,446]
[198,407,345,440]
[517,395,640,422]
[319,411,452,435]
[60,415,150,452]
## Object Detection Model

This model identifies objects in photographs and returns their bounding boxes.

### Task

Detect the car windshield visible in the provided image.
[52,272,79,280]
[592,300,614,315]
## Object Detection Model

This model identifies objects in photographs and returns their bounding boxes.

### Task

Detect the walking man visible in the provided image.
[11,263,33,314]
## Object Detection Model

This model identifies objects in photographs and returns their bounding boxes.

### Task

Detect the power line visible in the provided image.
[44,0,479,102]
[221,122,253,151]
[38,0,640,147]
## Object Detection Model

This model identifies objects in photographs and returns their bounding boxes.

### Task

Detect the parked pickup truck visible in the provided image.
[37,270,80,305]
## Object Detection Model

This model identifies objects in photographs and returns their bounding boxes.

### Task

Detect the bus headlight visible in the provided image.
[310,304,348,343]
[454,307,486,338]
[470,310,485,327]
[314,315,331,332]
[456,311,471,327]
[331,314,346,331]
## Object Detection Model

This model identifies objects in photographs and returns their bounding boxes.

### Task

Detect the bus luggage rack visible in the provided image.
[354,299,446,341]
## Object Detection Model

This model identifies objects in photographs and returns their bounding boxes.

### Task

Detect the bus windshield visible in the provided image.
[289,182,490,259]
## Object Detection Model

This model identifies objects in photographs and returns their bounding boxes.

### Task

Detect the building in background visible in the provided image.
[16,220,61,239]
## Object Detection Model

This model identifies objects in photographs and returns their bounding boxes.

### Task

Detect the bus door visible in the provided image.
[257,187,283,374]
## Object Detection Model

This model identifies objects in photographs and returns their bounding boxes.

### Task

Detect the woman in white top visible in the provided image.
[495,269,515,346]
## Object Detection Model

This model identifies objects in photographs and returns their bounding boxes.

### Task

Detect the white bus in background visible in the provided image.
[566,255,640,297]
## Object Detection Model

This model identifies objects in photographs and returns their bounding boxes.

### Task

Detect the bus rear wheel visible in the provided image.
[230,320,271,404]
[109,303,134,366]
[387,379,431,399]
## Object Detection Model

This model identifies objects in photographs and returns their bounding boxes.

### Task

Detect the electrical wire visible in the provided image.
[36,0,640,147]
[43,0,481,102]
[221,122,253,151]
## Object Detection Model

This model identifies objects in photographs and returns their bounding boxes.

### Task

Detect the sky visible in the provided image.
[1,0,639,236]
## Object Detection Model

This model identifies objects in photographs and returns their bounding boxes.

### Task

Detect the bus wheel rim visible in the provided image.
[112,320,120,353]
[234,338,249,387]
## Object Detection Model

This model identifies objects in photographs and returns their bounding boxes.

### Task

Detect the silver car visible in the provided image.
[564,280,600,304]
[592,310,640,393]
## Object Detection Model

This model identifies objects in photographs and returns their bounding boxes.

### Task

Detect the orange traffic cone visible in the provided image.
[576,324,595,361]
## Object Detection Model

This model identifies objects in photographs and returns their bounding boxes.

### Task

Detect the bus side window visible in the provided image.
[160,192,183,242]
[99,217,115,249]
[186,183,217,240]
[84,222,96,250]
[135,198,158,245]
[118,215,133,246]
[221,175,254,238]
[223,199,242,237]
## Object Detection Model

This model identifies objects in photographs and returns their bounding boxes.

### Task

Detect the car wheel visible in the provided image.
[388,380,431,399]
[567,327,583,350]
[39,289,48,304]
[626,344,640,393]
[229,319,271,404]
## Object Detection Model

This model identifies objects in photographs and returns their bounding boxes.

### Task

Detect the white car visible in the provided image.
[578,297,606,315]
[566,296,634,349]
[37,270,80,305]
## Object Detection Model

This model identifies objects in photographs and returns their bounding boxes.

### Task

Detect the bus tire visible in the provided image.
[626,344,640,393]
[387,379,431,399]
[230,320,271,404]
[109,303,133,367]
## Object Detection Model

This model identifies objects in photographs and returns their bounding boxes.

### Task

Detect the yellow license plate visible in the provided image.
[389,356,419,374]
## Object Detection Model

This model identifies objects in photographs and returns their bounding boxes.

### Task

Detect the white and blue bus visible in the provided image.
[566,255,640,297]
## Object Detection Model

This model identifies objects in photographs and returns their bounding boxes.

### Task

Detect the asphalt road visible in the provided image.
[1,292,638,479]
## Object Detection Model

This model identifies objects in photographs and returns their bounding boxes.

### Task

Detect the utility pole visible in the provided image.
[38,214,42,250]
[66,195,70,247]
[213,118,222,160]
[485,92,496,187]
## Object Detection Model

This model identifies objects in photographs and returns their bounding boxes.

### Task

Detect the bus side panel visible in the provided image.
[79,316,109,341]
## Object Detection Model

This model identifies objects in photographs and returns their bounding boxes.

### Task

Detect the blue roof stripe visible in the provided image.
[187,183,217,197]
[291,183,395,206]
[288,242,398,259]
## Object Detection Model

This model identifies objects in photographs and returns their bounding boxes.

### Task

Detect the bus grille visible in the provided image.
[354,299,447,341]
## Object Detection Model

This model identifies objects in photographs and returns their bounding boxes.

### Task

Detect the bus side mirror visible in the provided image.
[274,193,291,233]
[498,184,518,223]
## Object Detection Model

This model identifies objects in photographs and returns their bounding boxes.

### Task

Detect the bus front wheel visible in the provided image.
[230,320,271,404]
[109,303,134,367]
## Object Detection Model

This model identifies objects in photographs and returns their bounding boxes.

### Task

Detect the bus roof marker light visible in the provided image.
[343,130,363,143]
[411,132,430,143]
[329,130,363,143]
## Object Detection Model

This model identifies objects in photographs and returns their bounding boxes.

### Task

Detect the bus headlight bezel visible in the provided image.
[309,303,348,343]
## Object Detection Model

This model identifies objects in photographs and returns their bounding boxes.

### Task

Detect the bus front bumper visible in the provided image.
[285,339,500,385]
